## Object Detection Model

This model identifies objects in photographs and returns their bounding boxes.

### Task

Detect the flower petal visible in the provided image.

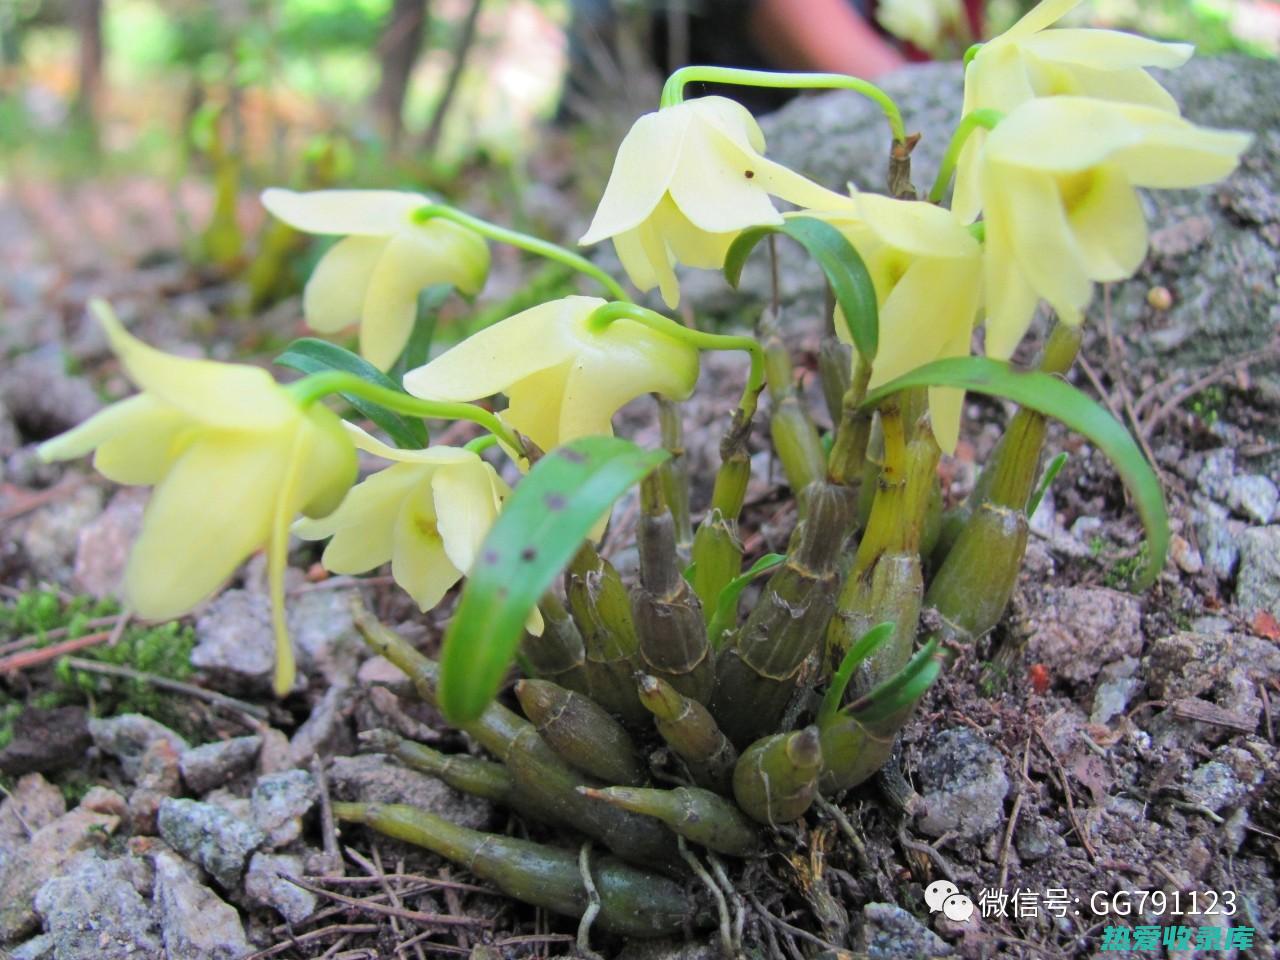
[40,395,190,485]
[343,422,477,466]
[1004,0,1081,40]
[431,457,501,574]
[1022,29,1192,71]
[403,296,599,402]
[97,304,296,430]
[303,236,387,334]
[296,462,429,573]
[667,120,782,234]
[503,362,574,454]
[124,434,286,620]
[580,109,689,245]
[999,166,1093,324]
[1066,165,1148,280]
[391,490,461,611]
[261,188,425,236]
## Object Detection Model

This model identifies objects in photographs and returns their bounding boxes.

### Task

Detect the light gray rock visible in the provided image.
[0,773,67,861]
[289,588,362,683]
[244,851,316,924]
[71,488,146,600]
[9,933,55,959]
[179,736,262,795]
[1015,815,1066,863]
[328,754,495,832]
[19,486,104,586]
[33,852,161,960]
[1092,677,1142,726]
[1236,526,1280,617]
[1183,748,1263,814]
[1193,497,1242,581]
[152,850,251,960]
[916,728,1009,841]
[1019,586,1144,684]
[1226,475,1279,525]
[1196,448,1237,504]
[289,681,354,767]
[251,770,316,849]
[0,803,120,941]
[0,353,102,442]
[157,798,264,890]
[87,714,188,781]
[191,590,278,693]
[862,902,954,959]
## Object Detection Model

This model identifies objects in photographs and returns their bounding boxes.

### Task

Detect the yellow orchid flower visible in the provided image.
[261,188,490,370]
[808,193,982,455]
[977,97,1250,359]
[876,0,964,54]
[579,96,841,308]
[952,0,1195,222]
[294,425,542,633]
[38,302,357,696]
[402,295,700,458]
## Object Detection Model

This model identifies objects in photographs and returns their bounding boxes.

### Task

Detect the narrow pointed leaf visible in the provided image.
[846,637,942,724]
[440,436,669,723]
[706,552,785,649]
[276,337,428,448]
[817,621,894,726]
[723,217,878,361]
[862,357,1168,589]
[1028,451,1068,519]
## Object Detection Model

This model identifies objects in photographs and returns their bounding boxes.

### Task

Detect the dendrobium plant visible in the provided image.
[41,0,1251,946]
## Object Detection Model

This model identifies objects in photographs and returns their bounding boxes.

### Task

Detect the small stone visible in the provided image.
[179,736,262,795]
[33,852,162,960]
[1194,499,1242,581]
[88,714,188,781]
[1091,677,1142,726]
[1168,534,1203,575]
[0,706,89,777]
[0,353,102,442]
[256,727,294,775]
[152,850,251,960]
[1236,526,1280,618]
[289,588,361,684]
[128,739,183,835]
[1225,475,1279,525]
[157,798,264,890]
[328,754,495,832]
[79,787,128,820]
[1014,815,1066,862]
[1196,447,1236,503]
[289,681,354,767]
[9,933,54,960]
[251,770,316,849]
[0,803,120,940]
[1143,633,1272,742]
[20,486,105,585]
[916,728,1010,841]
[1019,586,1144,684]
[861,902,954,959]
[1183,748,1262,813]
[71,488,146,599]
[614,939,719,960]
[191,590,279,694]
[244,851,316,924]
[0,773,66,860]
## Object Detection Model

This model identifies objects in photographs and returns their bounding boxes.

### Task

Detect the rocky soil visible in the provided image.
[0,55,1278,960]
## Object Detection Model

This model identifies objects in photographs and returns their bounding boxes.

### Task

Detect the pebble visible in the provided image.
[251,769,317,849]
[0,705,90,777]
[157,798,264,890]
[289,681,354,767]
[1183,748,1263,813]
[0,352,102,441]
[152,850,251,960]
[916,728,1010,841]
[33,852,161,960]
[20,486,105,585]
[0,802,120,941]
[329,754,495,832]
[1091,677,1142,726]
[1225,474,1279,525]
[179,736,262,795]
[861,902,954,959]
[0,773,66,862]
[1014,815,1066,862]
[1195,447,1236,503]
[88,714,189,781]
[1193,497,1242,581]
[191,590,280,694]
[1236,526,1280,617]
[71,488,146,599]
[1019,586,1144,684]
[127,738,183,835]
[289,588,362,684]
[244,851,316,924]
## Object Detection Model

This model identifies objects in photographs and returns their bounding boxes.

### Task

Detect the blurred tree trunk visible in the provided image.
[421,0,482,152]
[73,0,103,148]
[375,0,429,151]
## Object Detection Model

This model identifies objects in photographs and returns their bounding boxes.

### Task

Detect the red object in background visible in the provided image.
[1029,663,1051,694]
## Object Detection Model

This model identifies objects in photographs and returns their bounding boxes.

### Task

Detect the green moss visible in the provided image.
[1,589,198,740]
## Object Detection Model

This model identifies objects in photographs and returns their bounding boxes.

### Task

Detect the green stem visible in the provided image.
[587,302,766,420]
[288,371,524,455]
[413,204,628,302]
[659,66,906,143]
[963,43,982,67]
[928,108,1003,205]
[464,434,499,454]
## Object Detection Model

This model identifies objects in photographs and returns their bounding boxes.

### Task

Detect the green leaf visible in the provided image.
[706,553,786,650]
[816,621,894,726]
[862,357,1168,590]
[276,338,428,449]
[439,436,670,723]
[1027,451,1068,519]
[846,637,942,725]
[723,216,878,361]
